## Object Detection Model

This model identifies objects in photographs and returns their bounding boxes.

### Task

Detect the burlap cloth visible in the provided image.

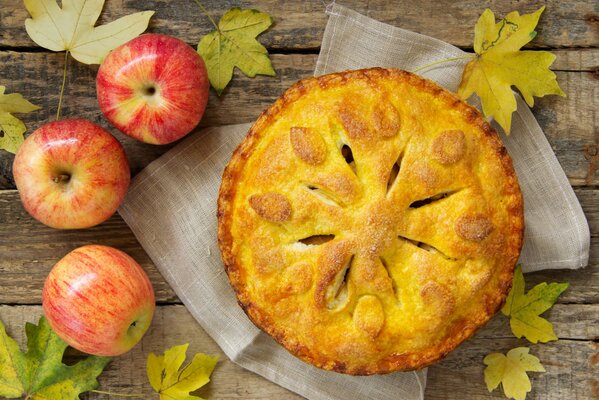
[119,4,589,399]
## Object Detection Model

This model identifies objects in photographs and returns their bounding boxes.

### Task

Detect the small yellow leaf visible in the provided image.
[501,265,569,343]
[147,344,218,400]
[24,0,154,64]
[458,7,565,133]
[197,8,276,95]
[0,86,39,154]
[146,353,164,393]
[484,347,545,400]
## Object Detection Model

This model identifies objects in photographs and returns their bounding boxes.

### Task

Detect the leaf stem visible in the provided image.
[90,389,145,397]
[411,55,475,74]
[56,50,69,120]
[192,0,219,31]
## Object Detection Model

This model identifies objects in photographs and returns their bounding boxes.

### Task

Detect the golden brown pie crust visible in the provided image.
[218,68,523,375]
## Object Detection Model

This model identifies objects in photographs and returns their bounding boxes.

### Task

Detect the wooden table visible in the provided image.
[1,1,597,398]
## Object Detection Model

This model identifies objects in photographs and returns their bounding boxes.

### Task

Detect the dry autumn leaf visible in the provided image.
[501,265,568,343]
[197,7,276,95]
[458,7,565,133]
[484,347,545,400]
[147,343,218,400]
[0,316,111,399]
[0,86,39,154]
[24,0,154,64]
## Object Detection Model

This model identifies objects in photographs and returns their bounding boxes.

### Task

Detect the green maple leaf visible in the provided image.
[0,86,40,154]
[147,343,218,400]
[501,265,569,343]
[0,316,111,399]
[484,347,545,400]
[197,7,276,95]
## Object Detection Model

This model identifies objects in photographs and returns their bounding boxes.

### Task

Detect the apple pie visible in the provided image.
[218,68,523,375]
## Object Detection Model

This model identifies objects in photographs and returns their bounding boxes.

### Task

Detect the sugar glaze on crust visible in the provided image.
[218,68,524,375]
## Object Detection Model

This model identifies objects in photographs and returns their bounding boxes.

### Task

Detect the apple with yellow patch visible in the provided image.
[43,245,155,356]
[12,119,130,229]
[96,33,209,144]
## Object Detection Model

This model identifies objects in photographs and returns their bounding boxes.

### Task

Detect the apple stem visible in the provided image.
[410,54,475,74]
[193,0,219,31]
[56,50,69,120]
[90,389,145,397]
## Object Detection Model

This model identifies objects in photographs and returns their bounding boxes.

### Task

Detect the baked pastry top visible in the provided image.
[218,68,523,375]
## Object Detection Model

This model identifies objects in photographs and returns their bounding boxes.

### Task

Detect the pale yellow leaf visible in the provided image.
[458,7,565,133]
[146,353,164,393]
[24,0,154,64]
[484,347,545,400]
[0,86,39,154]
[501,265,569,343]
[0,113,27,154]
[147,344,218,400]
[197,8,275,95]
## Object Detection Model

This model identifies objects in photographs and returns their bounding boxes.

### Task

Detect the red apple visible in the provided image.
[96,33,209,145]
[43,245,155,356]
[12,119,130,229]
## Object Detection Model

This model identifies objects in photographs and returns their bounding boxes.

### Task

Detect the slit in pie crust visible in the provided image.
[217,68,524,375]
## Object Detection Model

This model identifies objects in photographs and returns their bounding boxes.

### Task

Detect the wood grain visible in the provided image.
[0,190,178,304]
[0,50,598,189]
[1,188,597,305]
[0,305,303,400]
[1,0,597,50]
[426,337,599,400]
[1,305,596,400]
[0,1,597,399]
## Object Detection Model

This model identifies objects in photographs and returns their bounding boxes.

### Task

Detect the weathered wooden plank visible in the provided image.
[551,49,599,71]
[0,305,596,400]
[0,0,597,50]
[1,188,598,305]
[0,190,179,304]
[426,336,599,400]
[478,303,599,341]
[0,51,597,189]
[0,51,314,188]
[0,305,302,400]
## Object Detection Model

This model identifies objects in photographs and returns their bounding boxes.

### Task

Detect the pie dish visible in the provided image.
[217,68,524,375]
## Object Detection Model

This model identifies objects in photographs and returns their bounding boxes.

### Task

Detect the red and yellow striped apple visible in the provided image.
[43,245,155,356]
[13,119,130,229]
[96,33,209,145]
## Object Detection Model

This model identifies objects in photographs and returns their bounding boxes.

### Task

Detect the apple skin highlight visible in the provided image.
[43,245,156,357]
[96,33,210,145]
[12,119,130,229]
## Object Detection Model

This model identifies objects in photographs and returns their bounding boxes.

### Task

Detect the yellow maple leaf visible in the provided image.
[501,265,568,343]
[197,8,276,95]
[147,343,218,400]
[457,7,565,133]
[484,347,545,400]
[0,86,39,154]
[24,0,154,64]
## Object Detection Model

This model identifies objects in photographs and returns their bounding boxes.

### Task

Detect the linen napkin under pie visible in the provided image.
[119,4,589,399]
